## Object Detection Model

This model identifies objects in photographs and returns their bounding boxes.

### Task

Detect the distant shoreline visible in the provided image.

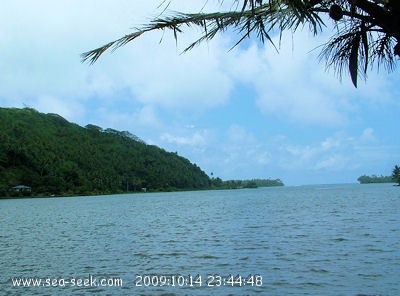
[3,182,399,200]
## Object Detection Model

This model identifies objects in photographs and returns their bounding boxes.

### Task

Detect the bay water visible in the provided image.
[1,183,399,295]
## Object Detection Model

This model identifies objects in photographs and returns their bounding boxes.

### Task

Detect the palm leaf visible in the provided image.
[81,0,398,87]
[349,34,360,87]
[81,1,324,64]
[360,22,369,74]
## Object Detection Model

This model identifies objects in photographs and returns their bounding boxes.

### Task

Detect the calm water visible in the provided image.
[1,184,399,295]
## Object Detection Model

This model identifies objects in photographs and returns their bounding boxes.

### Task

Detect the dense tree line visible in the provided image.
[0,108,211,197]
[210,178,284,189]
[357,174,394,184]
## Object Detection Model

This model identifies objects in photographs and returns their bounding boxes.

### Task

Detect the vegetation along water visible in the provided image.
[0,107,282,197]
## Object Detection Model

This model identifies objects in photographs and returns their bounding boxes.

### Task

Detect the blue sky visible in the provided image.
[1,0,399,185]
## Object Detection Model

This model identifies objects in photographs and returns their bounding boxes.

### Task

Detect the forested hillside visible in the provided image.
[0,108,211,197]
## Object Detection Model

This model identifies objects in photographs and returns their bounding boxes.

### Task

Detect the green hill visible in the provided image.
[0,107,211,197]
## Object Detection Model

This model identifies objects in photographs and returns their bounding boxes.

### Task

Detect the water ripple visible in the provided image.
[1,184,399,295]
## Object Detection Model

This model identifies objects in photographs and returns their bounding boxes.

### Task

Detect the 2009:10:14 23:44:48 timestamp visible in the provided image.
[134,273,262,287]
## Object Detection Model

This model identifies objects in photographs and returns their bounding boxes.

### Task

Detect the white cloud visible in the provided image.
[314,155,353,171]
[226,28,398,127]
[124,34,234,110]
[321,136,341,150]
[1,0,395,123]
[227,124,254,142]
[360,128,377,143]
[225,32,347,126]
[81,105,164,142]
[135,105,163,129]
[0,0,235,112]
[278,129,385,172]
[0,1,398,185]
[34,95,85,123]
[160,130,209,147]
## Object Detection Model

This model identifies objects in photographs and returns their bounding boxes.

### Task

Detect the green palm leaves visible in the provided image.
[82,1,399,87]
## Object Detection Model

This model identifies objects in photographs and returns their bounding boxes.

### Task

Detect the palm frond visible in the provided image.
[81,0,324,64]
[319,17,396,86]
[81,0,398,87]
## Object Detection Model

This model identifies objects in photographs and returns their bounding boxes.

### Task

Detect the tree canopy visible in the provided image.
[0,108,211,196]
[0,108,284,197]
[82,0,399,87]
[357,174,393,183]
[392,165,400,185]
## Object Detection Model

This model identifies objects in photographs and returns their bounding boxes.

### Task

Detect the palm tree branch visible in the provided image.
[319,19,396,85]
[81,1,324,64]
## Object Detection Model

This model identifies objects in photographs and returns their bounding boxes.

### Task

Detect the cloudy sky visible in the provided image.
[1,1,399,185]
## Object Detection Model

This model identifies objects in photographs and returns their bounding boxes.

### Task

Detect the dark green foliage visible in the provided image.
[392,165,400,185]
[211,178,284,189]
[357,174,394,184]
[0,107,211,197]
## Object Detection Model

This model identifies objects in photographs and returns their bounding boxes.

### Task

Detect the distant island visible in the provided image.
[357,175,394,184]
[358,165,400,185]
[0,108,284,198]
[210,178,283,189]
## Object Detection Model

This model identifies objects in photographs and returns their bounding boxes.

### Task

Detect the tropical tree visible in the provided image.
[82,0,399,87]
[392,165,400,185]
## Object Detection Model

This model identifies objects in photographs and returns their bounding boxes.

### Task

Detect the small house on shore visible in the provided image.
[12,185,31,192]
